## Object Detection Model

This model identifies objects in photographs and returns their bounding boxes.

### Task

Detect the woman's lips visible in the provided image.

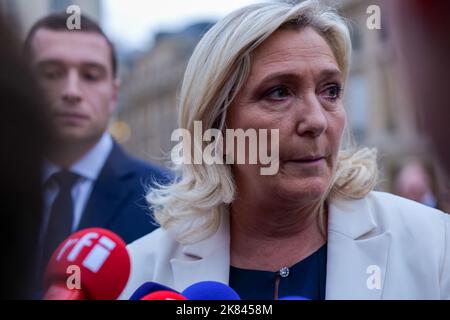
[285,156,326,168]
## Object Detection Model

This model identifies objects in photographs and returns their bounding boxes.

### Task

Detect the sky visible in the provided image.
[102,0,260,51]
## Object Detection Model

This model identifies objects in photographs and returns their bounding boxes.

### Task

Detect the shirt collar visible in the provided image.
[42,162,60,184]
[43,133,114,183]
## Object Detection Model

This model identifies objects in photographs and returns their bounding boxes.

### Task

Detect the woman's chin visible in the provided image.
[274,177,330,203]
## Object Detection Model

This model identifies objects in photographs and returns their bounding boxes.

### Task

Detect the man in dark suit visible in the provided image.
[24,12,170,275]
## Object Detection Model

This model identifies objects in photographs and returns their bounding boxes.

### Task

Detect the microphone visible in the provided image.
[43,228,130,300]
[141,291,187,300]
[182,281,241,300]
[129,282,178,300]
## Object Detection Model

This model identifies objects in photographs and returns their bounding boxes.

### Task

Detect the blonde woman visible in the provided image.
[120,1,450,299]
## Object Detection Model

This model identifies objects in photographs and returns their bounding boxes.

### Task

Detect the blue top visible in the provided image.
[229,243,327,300]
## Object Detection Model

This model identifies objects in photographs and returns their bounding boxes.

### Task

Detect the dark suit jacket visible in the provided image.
[77,142,172,244]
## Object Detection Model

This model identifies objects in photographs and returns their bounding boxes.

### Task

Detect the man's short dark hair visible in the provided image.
[24,12,118,78]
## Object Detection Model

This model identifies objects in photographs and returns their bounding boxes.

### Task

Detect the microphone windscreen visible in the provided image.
[182,281,241,300]
[129,282,177,300]
[44,228,130,300]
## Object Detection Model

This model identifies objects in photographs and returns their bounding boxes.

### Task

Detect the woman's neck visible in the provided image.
[230,195,327,272]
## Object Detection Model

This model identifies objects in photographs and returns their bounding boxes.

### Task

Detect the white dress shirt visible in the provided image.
[41,133,113,237]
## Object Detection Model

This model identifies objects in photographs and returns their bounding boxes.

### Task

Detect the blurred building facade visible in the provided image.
[340,0,427,186]
[341,0,450,209]
[113,22,214,166]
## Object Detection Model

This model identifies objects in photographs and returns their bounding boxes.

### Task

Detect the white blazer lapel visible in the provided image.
[170,197,392,298]
[326,197,391,299]
[170,212,231,292]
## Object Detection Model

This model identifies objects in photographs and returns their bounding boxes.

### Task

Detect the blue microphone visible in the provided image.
[129,282,178,300]
[182,281,241,300]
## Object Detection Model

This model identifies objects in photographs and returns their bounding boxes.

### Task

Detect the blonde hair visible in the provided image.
[147,0,378,244]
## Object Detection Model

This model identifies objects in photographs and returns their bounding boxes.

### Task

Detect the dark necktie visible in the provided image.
[41,170,79,271]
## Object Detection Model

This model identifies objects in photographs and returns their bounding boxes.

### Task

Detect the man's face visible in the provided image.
[30,29,119,146]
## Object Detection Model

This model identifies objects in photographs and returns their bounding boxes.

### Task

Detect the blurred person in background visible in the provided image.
[393,159,438,209]
[23,12,171,284]
[0,13,50,299]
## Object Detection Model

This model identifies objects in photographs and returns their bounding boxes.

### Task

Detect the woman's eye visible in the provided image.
[265,85,291,101]
[322,84,343,101]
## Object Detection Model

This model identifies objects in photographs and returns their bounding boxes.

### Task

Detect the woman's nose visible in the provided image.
[295,93,327,138]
